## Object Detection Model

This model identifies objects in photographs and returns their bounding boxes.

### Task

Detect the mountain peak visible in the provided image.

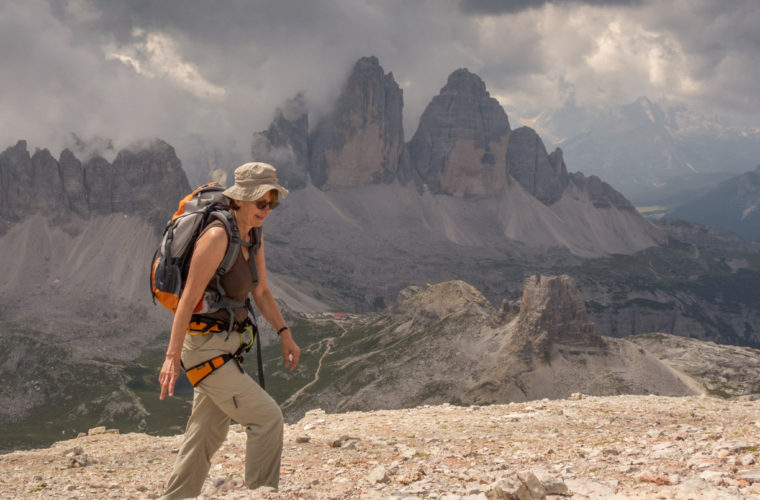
[408,69,510,196]
[441,68,488,96]
[308,56,404,189]
[353,55,381,71]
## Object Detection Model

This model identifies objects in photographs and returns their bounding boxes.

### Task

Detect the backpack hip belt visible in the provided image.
[182,300,265,389]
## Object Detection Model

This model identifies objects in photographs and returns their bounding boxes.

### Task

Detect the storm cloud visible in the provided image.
[1,0,758,170]
[459,0,644,15]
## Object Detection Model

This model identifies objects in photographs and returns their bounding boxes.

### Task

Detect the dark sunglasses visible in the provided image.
[255,199,279,210]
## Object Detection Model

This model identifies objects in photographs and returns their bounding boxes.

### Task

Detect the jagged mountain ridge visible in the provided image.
[0,139,190,232]
[249,56,663,257]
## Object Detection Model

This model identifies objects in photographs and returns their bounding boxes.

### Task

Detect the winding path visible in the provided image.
[282,321,349,409]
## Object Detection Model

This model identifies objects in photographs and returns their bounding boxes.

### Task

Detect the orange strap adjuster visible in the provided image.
[183,354,234,386]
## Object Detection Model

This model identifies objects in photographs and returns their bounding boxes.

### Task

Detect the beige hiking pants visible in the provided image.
[161,331,283,500]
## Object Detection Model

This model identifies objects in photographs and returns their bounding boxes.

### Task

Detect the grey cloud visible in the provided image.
[459,0,643,15]
[1,0,758,177]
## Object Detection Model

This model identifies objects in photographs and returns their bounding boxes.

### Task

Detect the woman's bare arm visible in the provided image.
[159,226,228,399]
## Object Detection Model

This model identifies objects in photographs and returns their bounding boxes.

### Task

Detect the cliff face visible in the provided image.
[309,56,404,189]
[506,127,568,205]
[408,68,511,196]
[511,275,606,352]
[0,139,190,231]
[251,93,310,190]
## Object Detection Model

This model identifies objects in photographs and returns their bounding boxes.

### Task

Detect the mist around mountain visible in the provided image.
[246,56,664,260]
[666,165,760,242]
[521,95,760,206]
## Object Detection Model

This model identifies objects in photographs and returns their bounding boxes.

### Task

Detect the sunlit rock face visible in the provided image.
[309,56,404,189]
[408,68,511,197]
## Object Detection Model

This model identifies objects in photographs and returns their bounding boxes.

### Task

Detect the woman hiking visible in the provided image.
[158,162,300,499]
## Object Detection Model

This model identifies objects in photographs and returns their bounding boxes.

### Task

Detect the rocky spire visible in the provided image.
[408,68,511,196]
[309,56,404,189]
[251,93,309,190]
[58,149,88,215]
[506,127,569,205]
[510,275,605,358]
[568,172,635,211]
[0,141,33,222]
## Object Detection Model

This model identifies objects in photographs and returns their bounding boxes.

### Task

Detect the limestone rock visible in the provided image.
[408,68,511,196]
[391,280,495,326]
[1,138,190,232]
[567,171,635,211]
[514,275,605,353]
[58,149,88,215]
[30,149,67,214]
[309,56,404,189]
[368,465,390,483]
[506,127,568,205]
[251,93,309,190]
[0,141,35,223]
[109,139,190,227]
[83,155,113,214]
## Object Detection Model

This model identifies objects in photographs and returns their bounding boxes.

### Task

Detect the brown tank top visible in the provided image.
[197,220,260,323]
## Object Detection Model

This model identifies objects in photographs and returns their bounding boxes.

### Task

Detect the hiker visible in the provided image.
[158,162,300,499]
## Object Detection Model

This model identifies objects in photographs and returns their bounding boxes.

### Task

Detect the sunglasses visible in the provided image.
[254,199,279,210]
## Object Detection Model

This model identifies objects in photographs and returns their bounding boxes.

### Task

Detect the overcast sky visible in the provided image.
[2,0,758,162]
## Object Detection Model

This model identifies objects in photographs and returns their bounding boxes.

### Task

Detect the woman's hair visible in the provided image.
[224,189,279,210]
[224,196,241,210]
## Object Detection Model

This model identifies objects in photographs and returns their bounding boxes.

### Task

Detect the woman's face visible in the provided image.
[238,191,278,228]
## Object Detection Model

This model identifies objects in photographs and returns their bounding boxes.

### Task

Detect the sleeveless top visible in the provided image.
[196,219,261,324]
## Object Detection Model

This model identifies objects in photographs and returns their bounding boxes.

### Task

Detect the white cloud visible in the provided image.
[106,30,226,100]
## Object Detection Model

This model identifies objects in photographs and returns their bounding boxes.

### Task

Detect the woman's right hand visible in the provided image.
[159,354,182,400]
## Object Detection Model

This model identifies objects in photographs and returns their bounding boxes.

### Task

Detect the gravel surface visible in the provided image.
[2,394,760,499]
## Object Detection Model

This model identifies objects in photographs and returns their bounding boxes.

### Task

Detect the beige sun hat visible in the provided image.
[222,162,289,201]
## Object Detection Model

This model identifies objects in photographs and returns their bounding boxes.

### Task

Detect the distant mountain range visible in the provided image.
[667,165,760,242]
[520,96,760,205]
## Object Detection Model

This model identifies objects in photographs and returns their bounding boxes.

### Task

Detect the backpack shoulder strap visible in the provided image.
[207,210,240,276]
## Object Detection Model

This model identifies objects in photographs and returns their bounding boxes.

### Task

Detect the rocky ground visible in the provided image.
[2,394,760,499]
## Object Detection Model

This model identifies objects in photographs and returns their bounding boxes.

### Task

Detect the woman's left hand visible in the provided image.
[280,330,300,371]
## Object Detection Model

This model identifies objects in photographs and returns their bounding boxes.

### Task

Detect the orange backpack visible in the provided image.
[150,182,261,321]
